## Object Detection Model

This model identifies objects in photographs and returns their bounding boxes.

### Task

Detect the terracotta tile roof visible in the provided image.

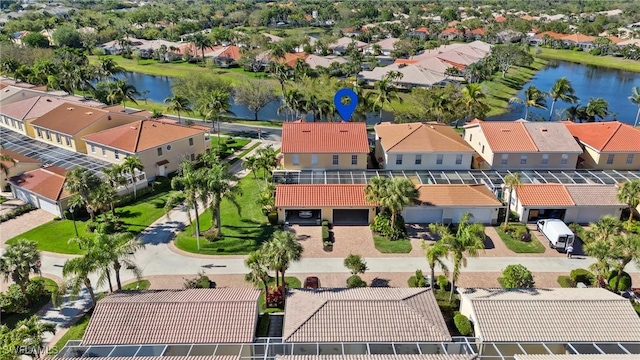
[281,122,369,153]
[416,185,502,207]
[515,356,638,360]
[217,45,242,60]
[563,121,640,152]
[82,289,260,345]
[0,148,40,169]
[441,27,462,35]
[607,36,625,44]
[470,28,485,35]
[82,120,206,153]
[0,96,72,120]
[459,288,640,342]
[565,185,624,206]
[413,27,430,34]
[521,122,582,153]
[276,185,373,207]
[515,184,574,207]
[533,31,566,40]
[30,102,139,136]
[63,358,239,360]
[277,356,476,360]
[561,32,596,43]
[467,121,537,152]
[9,166,70,201]
[494,15,507,22]
[281,52,309,67]
[283,288,451,342]
[376,122,474,153]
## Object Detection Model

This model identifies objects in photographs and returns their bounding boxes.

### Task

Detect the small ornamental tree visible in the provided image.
[454,313,472,335]
[346,275,367,288]
[344,254,368,275]
[500,264,535,288]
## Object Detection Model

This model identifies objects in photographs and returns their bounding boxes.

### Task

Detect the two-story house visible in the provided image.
[563,121,640,170]
[29,103,144,154]
[0,96,86,137]
[83,119,210,180]
[0,149,40,190]
[463,120,583,169]
[375,122,474,170]
[281,122,369,170]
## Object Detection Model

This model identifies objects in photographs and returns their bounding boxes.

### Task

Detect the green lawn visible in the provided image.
[495,228,546,253]
[174,172,274,255]
[122,280,151,290]
[212,136,251,159]
[373,235,413,253]
[229,142,261,165]
[534,48,640,73]
[258,276,301,313]
[557,275,575,288]
[51,312,91,354]
[6,190,174,254]
[2,277,58,329]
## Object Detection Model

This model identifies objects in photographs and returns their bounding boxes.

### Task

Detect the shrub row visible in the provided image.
[370,211,406,240]
[0,204,36,223]
[503,223,530,242]
[569,268,595,286]
[346,275,367,288]
[454,312,472,336]
[0,278,48,315]
[322,221,332,247]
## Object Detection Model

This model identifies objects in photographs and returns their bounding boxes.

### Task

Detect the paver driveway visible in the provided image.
[0,209,55,243]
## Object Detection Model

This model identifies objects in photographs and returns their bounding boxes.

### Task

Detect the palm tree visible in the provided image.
[0,239,40,303]
[502,172,521,228]
[381,177,418,231]
[584,239,612,288]
[62,253,100,306]
[101,164,126,216]
[509,85,547,120]
[609,234,640,291]
[459,83,489,126]
[69,235,115,292]
[421,241,449,289]
[113,79,139,110]
[262,230,303,287]
[200,89,232,145]
[281,88,304,121]
[430,212,485,301]
[585,97,609,122]
[12,315,56,360]
[64,167,101,220]
[122,156,144,200]
[269,62,290,102]
[191,33,212,66]
[563,105,587,122]
[244,251,270,293]
[367,72,403,121]
[201,155,241,236]
[628,86,640,127]
[100,232,144,290]
[255,145,279,185]
[97,57,124,81]
[617,180,640,223]
[243,156,259,180]
[172,160,205,250]
[164,95,192,124]
[548,77,578,121]
[67,194,84,238]
[0,151,16,181]
[365,176,390,212]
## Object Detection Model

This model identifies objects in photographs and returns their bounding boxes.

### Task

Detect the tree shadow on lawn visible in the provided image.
[201,225,275,253]
[116,209,142,219]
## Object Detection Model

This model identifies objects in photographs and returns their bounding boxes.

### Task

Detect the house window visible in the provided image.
[332,154,339,165]
[36,128,42,138]
[607,154,614,165]
[55,133,61,143]
[157,147,163,156]
[542,154,549,165]
[17,122,23,131]
[436,154,443,165]
[90,144,96,153]
[102,148,107,156]
[10,119,16,128]
[45,130,51,140]
[292,154,300,165]
[415,154,422,165]
[189,138,194,146]
[627,154,634,165]
[351,154,358,165]
[561,154,568,165]
[115,150,120,159]
[311,154,318,166]
[396,154,403,165]
[190,153,195,161]
[65,136,71,146]
[455,154,463,165]
[520,155,527,165]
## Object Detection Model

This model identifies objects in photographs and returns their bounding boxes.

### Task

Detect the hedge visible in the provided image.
[608,270,632,291]
[454,313,472,336]
[569,268,594,286]
[0,204,36,223]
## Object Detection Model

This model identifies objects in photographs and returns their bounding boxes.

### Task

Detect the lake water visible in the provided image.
[488,60,640,124]
[120,61,640,125]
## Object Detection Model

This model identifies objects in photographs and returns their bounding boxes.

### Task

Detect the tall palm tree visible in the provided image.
[101,164,126,216]
[200,89,232,145]
[381,177,418,231]
[617,180,640,223]
[548,77,578,121]
[62,252,100,306]
[100,232,144,290]
[281,88,304,121]
[585,97,609,122]
[122,156,144,200]
[69,235,115,292]
[244,250,270,293]
[269,62,290,102]
[421,241,449,289]
[172,160,205,250]
[584,239,612,288]
[64,167,101,220]
[262,230,303,287]
[113,79,140,110]
[201,155,241,236]
[430,212,485,301]
[609,234,640,291]
[502,172,521,228]
[588,215,622,244]
[67,194,84,238]
[11,315,56,360]
[0,239,40,303]
[191,33,212,66]
[562,105,587,122]
[367,72,403,121]
[459,83,489,126]
[364,176,390,213]
[97,57,124,81]
[243,156,259,180]
[629,86,640,127]
[164,95,192,124]
[509,85,547,120]
[255,145,279,185]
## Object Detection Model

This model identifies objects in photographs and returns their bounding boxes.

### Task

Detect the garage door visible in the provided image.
[39,198,61,217]
[449,208,494,224]
[576,207,615,224]
[402,207,443,224]
[333,209,369,225]
[13,187,32,204]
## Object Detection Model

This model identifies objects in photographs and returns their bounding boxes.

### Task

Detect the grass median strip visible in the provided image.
[373,235,413,253]
[229,142,261,165]
[495,228,545,253]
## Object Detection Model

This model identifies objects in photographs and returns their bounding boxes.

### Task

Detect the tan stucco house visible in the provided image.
[281,122,369,170]
[463,120,582,170]
[29,102,144,154]
[82,119,210,180]
[563,121,640,170]
[0,149,40,190]
[0,96,82,137]
[375,122,475,170]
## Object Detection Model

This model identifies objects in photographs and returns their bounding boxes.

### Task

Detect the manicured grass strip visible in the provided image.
[226,119,283,128]
[229,142,261,165]
[2,277,58,329]
[495,228,546,253]
[534,48,640,73]
[6,190,174,254]
[212,136,251,159]
[557,275,575,288]
[51,312,91,353]
[122,280,151,290]
[258,276,301,313]
[373,235,413,253]
[174,172,273,255]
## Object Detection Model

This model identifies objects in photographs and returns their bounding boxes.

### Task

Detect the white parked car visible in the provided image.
[298,211,313,219]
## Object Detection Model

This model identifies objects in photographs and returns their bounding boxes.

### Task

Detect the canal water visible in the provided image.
[119,60,640,125]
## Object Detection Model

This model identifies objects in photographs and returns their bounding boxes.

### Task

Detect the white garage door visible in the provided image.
[449,208,494,224]
[39,198,61,217]
[576,207,616,224]
[402,207,443,224]
[13,187,32,204]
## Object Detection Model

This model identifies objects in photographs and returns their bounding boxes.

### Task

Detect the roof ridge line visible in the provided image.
[284,297,328,342]
[22,95,41,120]
[132,120,144,152]
[401,290,451,339]
[599,122,623,152]
[469,184,500,202]
[386,124,427,152]
[520,121,539,152]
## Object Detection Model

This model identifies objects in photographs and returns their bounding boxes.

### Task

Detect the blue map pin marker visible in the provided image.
[334,88,358,121]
